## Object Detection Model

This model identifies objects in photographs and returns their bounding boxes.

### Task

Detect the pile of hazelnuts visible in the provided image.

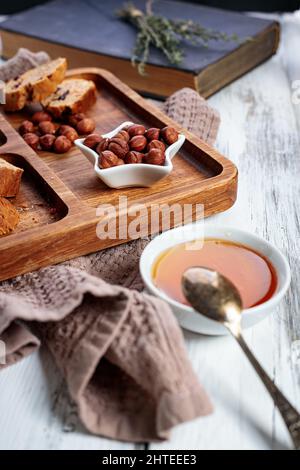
[83,124,179,168]
[19,111,96,154]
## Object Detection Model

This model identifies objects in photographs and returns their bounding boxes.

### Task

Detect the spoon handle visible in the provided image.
[233,332,300,450]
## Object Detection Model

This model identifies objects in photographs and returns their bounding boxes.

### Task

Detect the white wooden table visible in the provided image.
[0,11,299,451]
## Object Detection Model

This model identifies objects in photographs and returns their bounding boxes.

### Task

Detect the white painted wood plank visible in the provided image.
[0,348,135,450]
[279,11,300,131]
[151,24,300,449]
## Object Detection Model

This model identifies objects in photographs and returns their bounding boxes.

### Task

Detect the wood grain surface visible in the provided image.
[0,68,237,281]
[0,11,299,450]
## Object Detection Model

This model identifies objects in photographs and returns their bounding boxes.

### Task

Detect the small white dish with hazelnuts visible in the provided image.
[75,121,185,189]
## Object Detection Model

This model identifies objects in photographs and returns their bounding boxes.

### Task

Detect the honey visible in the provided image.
[152,239,277,309]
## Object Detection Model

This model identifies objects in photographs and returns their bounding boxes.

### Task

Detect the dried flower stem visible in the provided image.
[118,1,240,75]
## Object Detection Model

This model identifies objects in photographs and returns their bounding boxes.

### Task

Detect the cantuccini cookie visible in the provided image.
[4,58,67,112]
[43,78,96,118]
[0,158,23,197]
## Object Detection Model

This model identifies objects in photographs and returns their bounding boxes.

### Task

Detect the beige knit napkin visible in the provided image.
[0,48,50,82]
[0,49,220,442]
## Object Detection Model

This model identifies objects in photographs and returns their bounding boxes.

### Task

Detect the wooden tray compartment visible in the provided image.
[0,68,238,281]
[1,153,67,235]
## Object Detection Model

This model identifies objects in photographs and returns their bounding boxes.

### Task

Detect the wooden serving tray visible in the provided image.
[0,67,237,281]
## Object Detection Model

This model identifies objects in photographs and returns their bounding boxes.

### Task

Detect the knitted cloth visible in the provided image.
[0,49,220,443]
[0,48,50,82]
[163,87,220,145]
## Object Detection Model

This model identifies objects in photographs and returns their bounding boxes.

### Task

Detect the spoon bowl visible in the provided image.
[182,266,242,324]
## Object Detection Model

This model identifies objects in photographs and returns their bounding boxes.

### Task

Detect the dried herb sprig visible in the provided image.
[118,0,239,75]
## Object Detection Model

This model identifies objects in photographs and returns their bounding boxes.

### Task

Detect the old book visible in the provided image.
[0,0,280,98]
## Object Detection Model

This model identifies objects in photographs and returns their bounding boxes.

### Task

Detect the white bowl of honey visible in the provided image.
[140,223,291,335]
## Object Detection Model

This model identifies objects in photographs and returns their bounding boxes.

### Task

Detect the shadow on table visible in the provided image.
[183,330,291,450]
[39,345,87,436]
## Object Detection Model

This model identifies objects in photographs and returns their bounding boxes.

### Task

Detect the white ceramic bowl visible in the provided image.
[75,121,185,189]
[140,223,291,335]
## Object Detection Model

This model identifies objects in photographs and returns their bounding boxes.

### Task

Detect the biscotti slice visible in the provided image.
[0,197,20,236]
[4,58,67,112]
[0,158,24,197]
[43,78,97,118]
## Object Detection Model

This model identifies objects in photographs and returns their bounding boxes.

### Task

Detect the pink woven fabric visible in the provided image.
[0,49,220,442]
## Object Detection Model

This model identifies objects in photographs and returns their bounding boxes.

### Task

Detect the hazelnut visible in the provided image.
[108,137,129,159]
[127,124,146,137]
[39,134,56,151]
[144,148,165,166]
[115,130,130,142]
[76,118,96,135]
[68,113,86,127]
[160,126,178,145]
[83,133,103,150]
[58,125,78,143]
[38,121,56,135]
[53,136,72,154]
[19,120,34,135]
[129,135,147,152]
[57,124,72,135]
[145,127,160,141]
[125,151,144,164]
[96,138,110,154]
[99,150,120,169]
[23,133,39,151]
[147,139,166,153]
[116,158,125,166]
[32,111,52,124]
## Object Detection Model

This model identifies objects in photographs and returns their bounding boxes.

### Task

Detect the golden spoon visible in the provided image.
[182,266,300,450]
